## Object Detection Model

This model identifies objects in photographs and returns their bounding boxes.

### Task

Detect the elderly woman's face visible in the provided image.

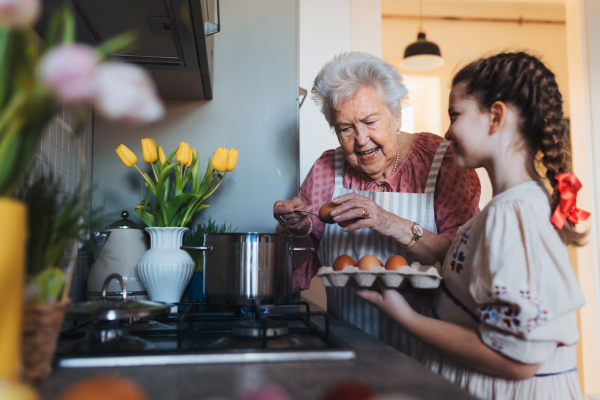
[333,86,401,181]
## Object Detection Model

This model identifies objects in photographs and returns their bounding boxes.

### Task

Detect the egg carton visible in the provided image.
[316,262,442,289]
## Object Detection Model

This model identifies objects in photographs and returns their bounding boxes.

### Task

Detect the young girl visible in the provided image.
[356,52,590,400]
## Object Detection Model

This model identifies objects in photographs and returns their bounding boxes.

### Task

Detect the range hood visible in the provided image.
[37,0,218,100]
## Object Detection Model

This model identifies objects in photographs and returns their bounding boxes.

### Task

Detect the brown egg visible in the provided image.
[57,376,149,400]
[357,255,383,271]
[385,255,408,270]
[333,255,357,271]
[319,201,338,220]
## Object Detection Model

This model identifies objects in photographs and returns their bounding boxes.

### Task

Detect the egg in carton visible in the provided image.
[317,262,442,289]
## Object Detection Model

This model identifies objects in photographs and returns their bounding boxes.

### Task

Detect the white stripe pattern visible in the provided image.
[320,140,450,357]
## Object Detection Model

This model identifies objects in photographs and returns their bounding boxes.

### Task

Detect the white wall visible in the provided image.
[566,0,600,396]
[299,0,382,183]
[382,0,568,209]
[299,0,382,308]
[92,0,299,234]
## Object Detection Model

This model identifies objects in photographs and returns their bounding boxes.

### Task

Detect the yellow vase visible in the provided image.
[0,198,28,380]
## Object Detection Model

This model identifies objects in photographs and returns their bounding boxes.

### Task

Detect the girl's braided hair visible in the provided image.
[453,52,586,246]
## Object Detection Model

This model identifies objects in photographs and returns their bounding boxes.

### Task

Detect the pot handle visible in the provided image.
[181,244,213,255]
[289,246,315,256]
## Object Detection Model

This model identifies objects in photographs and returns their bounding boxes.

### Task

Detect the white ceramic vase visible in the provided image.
[137,227,194,303]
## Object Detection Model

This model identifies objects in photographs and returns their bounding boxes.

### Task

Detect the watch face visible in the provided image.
[413,224,424,237]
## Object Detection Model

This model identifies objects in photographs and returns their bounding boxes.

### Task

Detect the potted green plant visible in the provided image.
[17,174,100,382]
[183,218,236,303]
[115,140,239,303]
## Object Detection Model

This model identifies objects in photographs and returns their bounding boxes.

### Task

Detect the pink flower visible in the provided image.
[0,0,40,27]
[39,44,100,104]
[94,63,165,124]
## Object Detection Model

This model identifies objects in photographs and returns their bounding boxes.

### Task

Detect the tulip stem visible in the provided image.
[134,165,154,188]
[151,163,158,183]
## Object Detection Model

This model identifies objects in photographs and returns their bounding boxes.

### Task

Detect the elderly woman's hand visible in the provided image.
[273,197,312,234]
[329,193,412,242]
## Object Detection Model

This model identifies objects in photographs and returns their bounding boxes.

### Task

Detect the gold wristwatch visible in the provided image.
[400,222,424,249]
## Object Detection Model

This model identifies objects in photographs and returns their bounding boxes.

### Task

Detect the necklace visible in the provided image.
[390,139,400,176]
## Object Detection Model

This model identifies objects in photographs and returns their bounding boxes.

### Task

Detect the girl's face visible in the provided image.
[444,83,493,170]
[333,86,401,181]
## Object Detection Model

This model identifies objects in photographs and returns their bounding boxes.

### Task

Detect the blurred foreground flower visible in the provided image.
[237,386,293,400]
[0,0,40,28]
[95,63,164,124]
[39,44,99,103]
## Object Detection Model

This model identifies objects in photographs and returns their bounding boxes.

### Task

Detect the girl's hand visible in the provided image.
[330,193,413,242]
[355,287,416,325]
[273,197,312,234]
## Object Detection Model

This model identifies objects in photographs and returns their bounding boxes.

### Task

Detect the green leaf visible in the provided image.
[62,4,76,44]
[135,205,156,227]
[0,29,12,109]
[142,172,156,193]
[191,153,202,193]
[174,164,183,196]
[167,148,178,164]
[164,193,196,225]
[97,32,136,58]
[154,162,179,225]
[181,203,209,227]
[197,158,215,195]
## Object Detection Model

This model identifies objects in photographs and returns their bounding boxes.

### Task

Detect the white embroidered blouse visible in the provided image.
[423,180,586,400]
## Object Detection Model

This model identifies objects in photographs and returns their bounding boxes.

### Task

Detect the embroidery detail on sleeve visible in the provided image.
[490,340,504,351]
[520,290,548,331]
[478,288,548,335]
[449,226,470,274]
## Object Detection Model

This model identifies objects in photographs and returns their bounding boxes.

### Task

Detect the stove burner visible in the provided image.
[232,320,289,338]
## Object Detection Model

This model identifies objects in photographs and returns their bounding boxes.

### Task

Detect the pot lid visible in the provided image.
[66,273,170,321]
[106,210,144,230]
[66,298,170,321]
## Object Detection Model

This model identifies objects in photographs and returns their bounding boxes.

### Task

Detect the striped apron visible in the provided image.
[321,139,450,356]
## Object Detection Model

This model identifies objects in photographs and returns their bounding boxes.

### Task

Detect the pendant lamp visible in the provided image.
[400,0,444,71]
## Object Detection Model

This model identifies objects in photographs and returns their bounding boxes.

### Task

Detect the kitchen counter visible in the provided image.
[37,302,476,400]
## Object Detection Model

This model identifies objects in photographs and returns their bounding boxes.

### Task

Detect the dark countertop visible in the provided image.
[37,302,476,400]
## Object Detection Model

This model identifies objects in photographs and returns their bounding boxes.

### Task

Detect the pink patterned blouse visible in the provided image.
[286,132,481,292]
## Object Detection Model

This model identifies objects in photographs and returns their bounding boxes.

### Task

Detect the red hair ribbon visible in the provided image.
[550,172,591,229]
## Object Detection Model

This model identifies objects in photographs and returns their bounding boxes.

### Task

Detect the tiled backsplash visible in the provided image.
[27,106,94,303]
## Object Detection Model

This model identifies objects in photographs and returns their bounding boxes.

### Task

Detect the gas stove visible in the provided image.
[54,301,355,368]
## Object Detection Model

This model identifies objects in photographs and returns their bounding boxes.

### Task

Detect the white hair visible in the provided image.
[311,52,409,128]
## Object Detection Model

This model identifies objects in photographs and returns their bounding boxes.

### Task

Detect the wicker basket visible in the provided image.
[21,300,70,382]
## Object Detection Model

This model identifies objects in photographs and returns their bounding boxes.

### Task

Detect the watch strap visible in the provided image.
[399,222,422,249]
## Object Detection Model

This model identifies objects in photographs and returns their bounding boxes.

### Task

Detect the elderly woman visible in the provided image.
[273,52,480,356]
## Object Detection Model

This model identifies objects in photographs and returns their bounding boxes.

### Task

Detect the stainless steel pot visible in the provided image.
[182,233,313,305]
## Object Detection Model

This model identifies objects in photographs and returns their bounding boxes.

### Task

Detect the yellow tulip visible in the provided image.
[141,138,157,163]
[176,142,191,166]
[115,144,137,167]
[186,148,194,167]
[226,148,238,172]
[158,146,167,165]
[212,147,229,172]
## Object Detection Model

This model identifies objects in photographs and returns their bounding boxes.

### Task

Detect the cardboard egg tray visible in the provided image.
[316,262,442,289]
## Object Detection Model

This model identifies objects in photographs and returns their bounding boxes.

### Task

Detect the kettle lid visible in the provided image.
[106,211,144,229]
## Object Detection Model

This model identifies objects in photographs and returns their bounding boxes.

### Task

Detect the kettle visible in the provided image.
[87,211,149,300]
